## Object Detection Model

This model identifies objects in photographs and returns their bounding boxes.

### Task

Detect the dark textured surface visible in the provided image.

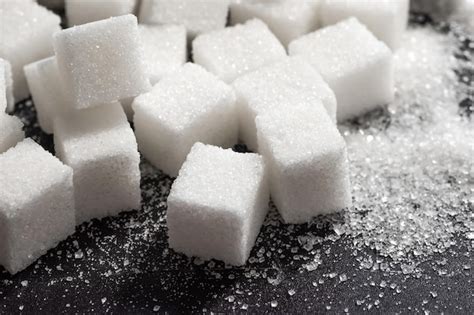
[1,12,473,315]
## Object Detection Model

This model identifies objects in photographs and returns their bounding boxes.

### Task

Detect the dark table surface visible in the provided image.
[1,12,473,314]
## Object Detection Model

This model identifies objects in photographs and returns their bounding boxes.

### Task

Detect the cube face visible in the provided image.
[53,15,151,109]
[0,1,61,101]
[24,57,71,134]
[321,0,409,50]
[0,139,75,274]
[230,0,321,47]
[139,0,230,38]
[66,0,137,26]
[54,103,141,225]
[0,114,24,154]
[70,153,141,225]
[193,19,287,83]
[270,150,352,223]
[167,200,247,265]
[256,103,352,224]
[133,63,238,177]
[167,143,269,265]
[233,56,337,151]
[138,24,187,85]
[0,58,14,113]
[289,18,394,122]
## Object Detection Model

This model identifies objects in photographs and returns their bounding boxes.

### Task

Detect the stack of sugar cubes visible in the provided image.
[0,0,409,273]
[1,7,151,272]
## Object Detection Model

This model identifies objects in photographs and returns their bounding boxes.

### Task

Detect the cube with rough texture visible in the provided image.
[133,63,238,177]
[53,15,151,109]
[0,0,61,101]
[230,0,321,47]
[0,113,24,153]
[167,143,269,266]
[139,24,187,85]
[233,56,337,151]
[139,0,230,39]
[24,57,72,134]
[66,0,137,26]
[256,102,352,224]
[289,18,394,122]
[54,103,141,225]
[320,0,409,50]
[193,19,287,83]
[0,59,14,113]
[0,139,75,275]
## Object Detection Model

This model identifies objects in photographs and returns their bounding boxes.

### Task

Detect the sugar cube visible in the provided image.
[24,57,71,134]
[0,113,25,154]
[233,56,337,151]
[138,24,187,85]
[139,0,230,39]
[0,139,75,274]
[193,19,287,83]
[289,18,394,122]
[133,63,238,177]
[0,1,61,101]
[167,143,269,265]
[54,103,141,225]
[66,0,137,26]
[230,0,321,47]
[320,0,409,50]
[53,15,151,109]
[0,59,14,113]
[256,102,352,224]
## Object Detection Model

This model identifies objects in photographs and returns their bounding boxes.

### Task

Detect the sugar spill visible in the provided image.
[1,17,472,314]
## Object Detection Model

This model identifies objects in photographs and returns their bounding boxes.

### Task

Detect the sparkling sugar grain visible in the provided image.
[338,27,473,263]
[0,14,472,313]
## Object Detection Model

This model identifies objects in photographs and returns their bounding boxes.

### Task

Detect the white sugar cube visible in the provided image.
[230,0,321,47]
[24,57,71,134]
[167,143,269,265]
[133,63,238,177]
[139,0,230,39]
[66,0,137,26]
[193,19,287,83]
[289,18,394,122]
[53,15,151,109]
[0,59,14,113]
[256,102,352,224]
[138,24,187,85]
[0,139,75,274]
[0,1,61,101]
[320,0,409,50]
[53,103,141,225]
[233,56,337,151]
[0,113,25,154]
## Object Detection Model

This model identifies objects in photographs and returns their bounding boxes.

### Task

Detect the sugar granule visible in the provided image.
[339,26,473,263]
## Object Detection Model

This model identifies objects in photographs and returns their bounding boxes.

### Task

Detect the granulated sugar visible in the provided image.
[339,26,473,264]
[0,14,472,314]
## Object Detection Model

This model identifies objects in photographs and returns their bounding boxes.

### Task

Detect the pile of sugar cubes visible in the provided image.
[0,0,411,274]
